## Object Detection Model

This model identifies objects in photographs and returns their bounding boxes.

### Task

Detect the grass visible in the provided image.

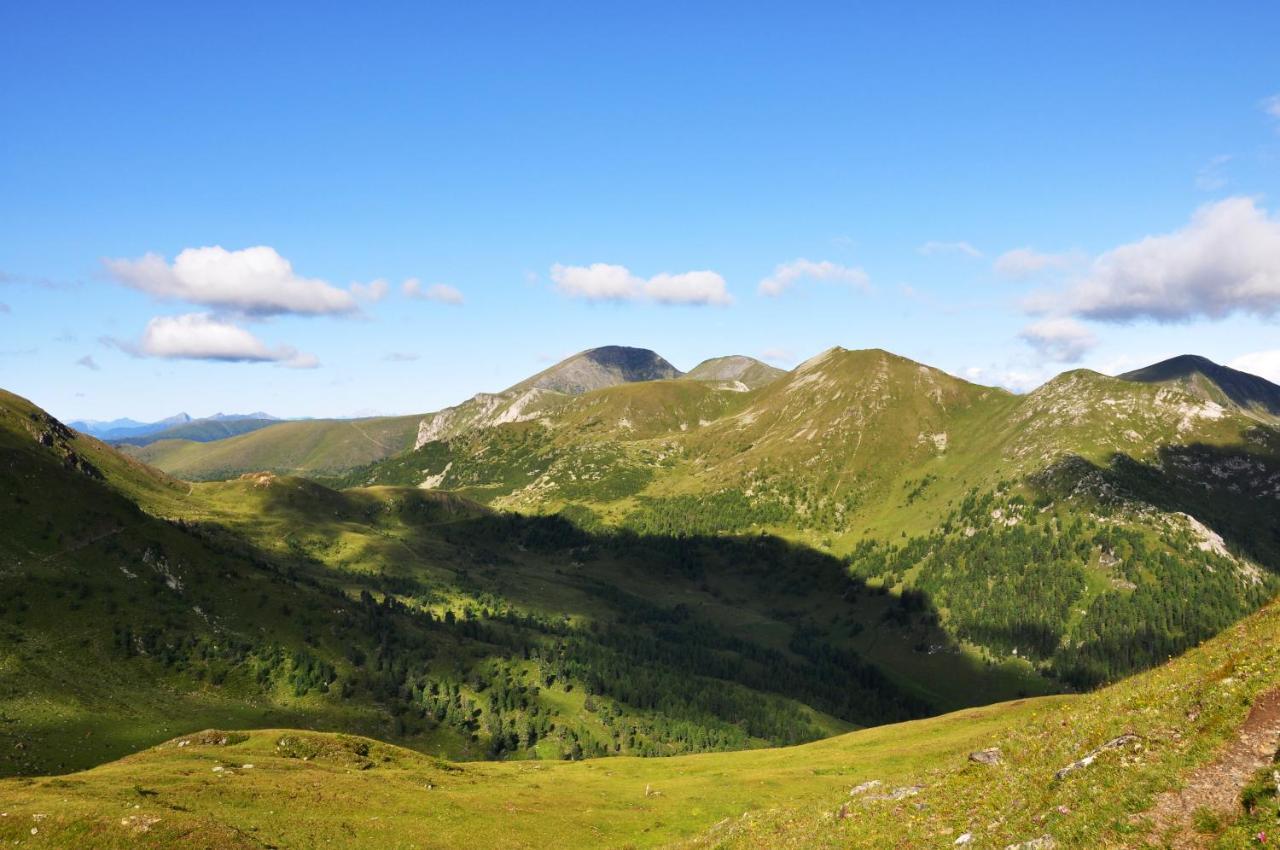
[0,698,1056,849]
[5,351,1280,847]
[4,588,1280,847]
[122,414,422,479]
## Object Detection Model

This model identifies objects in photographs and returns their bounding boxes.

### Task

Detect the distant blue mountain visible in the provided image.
[70,412,280,442]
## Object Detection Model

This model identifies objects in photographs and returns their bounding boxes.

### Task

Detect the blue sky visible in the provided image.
[2,2,1280,421]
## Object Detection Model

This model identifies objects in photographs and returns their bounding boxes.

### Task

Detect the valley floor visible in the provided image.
[8,595,1280,848]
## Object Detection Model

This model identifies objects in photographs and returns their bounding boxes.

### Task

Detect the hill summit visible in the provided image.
[682,355,785,390]
[509,346,683,395]
[1120,353,1280,418]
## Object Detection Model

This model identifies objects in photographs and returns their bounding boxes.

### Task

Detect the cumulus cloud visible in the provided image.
[103,246,356,316]
[919,241,982,258]
[403,278,465,305]
[76,354,100,371]
[643,271,732,305]
[130,313,319,368]
[550,263,732,306]
[757,259,869,297]
[1018,317,1098,363]
[383,351,420,362]
[351,278,389,302]
[1230,350,1280,384]
[1059,197,1280,322]
[994,248,1077,279]
[551,264,636,301]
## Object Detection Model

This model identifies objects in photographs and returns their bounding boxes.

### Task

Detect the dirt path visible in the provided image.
[347,420,391,451]
[1146,687,1280,848]
[39,526,123,564]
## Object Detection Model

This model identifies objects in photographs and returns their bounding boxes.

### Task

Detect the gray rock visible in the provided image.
[1005,836,1055,850]
[969,747,1003,766]
[1054,733,1138,780]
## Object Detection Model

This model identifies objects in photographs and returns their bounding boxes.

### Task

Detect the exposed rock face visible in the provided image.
[413,389,557,450]
[16,409,104,480]
[412,347,681,450]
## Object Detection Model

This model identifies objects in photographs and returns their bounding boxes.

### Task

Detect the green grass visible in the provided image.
[122,413,422,479]
[5,588,1280,847]
[6,387,1030,782]
[0,698,1056,849]
[5,350,1280,848]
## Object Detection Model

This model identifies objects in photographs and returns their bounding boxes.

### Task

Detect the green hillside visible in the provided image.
[681,355,786,390]
[2,387,1054,783]
[121,414,422,479]
[5,346,1280,847]
[111,416,279,447]
[6,573,1280,848]
[330,349,1280,693]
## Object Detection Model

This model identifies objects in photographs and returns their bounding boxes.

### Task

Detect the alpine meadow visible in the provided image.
[5,4,1280,849]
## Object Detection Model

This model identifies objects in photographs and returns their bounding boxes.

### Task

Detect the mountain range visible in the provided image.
[4,344,1280,847]
[70,411,281,443]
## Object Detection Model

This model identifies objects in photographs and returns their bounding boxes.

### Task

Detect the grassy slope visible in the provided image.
[7,388,1053,783]
[113,417,279,447]
[122,414,422,479]
[5,592,1280,848]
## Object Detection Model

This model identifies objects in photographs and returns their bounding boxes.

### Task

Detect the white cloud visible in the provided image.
[1195,154,1232,191]
[760,347,796,364]
[549,263,731,306]
[1263,94,1280,122]
[1230,350,1280,384]
[351,278,389,302]
[76,354,100,371]
[919,241,982,258]
[403,278,465,305]
[135,313,319,367]
[1061,197,1280,322]
[103,246,356,316]
[1018,317,1098,363]
[642,271,732,305]
[757,259,869,297]
[551,263,636,301]
[383,351,420,362]
[994,247,1076,279]
[963,364,1056,394]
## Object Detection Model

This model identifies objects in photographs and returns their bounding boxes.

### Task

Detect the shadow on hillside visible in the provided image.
[253,482,1052,714]
[7,470,1042,779]
[1091,442,1280,569]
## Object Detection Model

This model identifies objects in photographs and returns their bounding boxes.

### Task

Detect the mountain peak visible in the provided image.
[682,355,786,390]
[1120,354,1280,417]
[509,346,683,395]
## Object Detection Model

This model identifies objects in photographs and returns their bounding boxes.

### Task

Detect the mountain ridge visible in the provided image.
[1120,352,1280,419]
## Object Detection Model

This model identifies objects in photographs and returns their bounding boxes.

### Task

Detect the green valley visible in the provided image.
[4,345,1280,848]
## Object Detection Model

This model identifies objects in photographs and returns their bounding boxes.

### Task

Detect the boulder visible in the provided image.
[969,747,1003,766]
